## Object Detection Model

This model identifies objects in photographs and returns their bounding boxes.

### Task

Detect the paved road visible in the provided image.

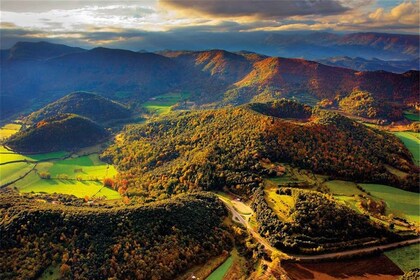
[219,197,420,262]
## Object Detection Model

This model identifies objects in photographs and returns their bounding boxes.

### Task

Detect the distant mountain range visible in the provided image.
[1,40,418,120]
[318,56,419,73]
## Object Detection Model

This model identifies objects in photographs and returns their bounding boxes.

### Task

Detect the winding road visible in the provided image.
[219,196,420,262]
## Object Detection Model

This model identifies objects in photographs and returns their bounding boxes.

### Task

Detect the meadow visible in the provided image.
[142,92,190,115]
[359,183,420,223]
[385,243,420,272]
[0,144,120,200]
[394,131,420,166]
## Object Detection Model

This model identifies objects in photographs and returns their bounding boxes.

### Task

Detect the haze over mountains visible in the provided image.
[1,37,419,120]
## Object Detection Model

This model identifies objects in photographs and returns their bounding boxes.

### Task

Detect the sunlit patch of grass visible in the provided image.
[360,183,420,224]
[394,131,420,166]
[142,92,190,115]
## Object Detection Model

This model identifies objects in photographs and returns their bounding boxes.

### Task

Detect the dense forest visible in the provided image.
[251,187,399,254]
[102,101,418,201]
[5,113,109,153]
[0,192,231,279]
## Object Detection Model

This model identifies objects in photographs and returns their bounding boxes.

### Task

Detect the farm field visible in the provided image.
[0,145,67,164]
[48,154,117,180]
[1,145,120,199]
[325,180,364,196]
[385,243,420,273]
[393,132,420,166]
[142,92,190,115]
[0,123,21,141]
[16,170,120,199]
[282,254,403,280]
[0,162,34,186]
[206,255,233,280]
[359,184,420,223]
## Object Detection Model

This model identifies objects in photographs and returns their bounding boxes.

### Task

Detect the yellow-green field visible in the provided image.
[0,123,21,141]
[325,180,364,196]
[1,145,120,200]
[264,186,294,221]
[17,171,120,199]
[359,183,420,223]
[0,146,67,163]
[142,92,190,115]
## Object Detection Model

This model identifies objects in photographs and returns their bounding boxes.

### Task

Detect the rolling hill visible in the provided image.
[102,101,419,201]
[26,92,132,124]
[6,114,109,153]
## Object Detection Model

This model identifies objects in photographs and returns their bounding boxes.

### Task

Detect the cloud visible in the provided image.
[160,0,349,18]
[368,1,419,25]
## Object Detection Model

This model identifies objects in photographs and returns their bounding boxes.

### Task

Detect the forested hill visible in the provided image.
[6,114,109,153]
[0,192,231,279]
[26,91,132,124]
[102,101,419,201]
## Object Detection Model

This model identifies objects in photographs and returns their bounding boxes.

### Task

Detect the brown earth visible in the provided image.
[282,254,403,280]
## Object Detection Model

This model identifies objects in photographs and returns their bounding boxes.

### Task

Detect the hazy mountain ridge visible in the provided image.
[1,41,418,120]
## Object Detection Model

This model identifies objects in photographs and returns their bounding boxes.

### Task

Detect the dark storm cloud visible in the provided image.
[161,0,349,18]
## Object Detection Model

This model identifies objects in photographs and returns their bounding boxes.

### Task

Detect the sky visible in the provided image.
[0,0,419,50]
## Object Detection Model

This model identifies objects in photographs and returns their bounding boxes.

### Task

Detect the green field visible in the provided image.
[0,146,67,164]
[325,180,364,196]
[142,92,190,115]
[359,184,419,223]
[206,256,233,280]
[0,162,34,186]
[385,243,420,272]
[404,112,420,122]
[394,132,420,166]
[48,154,117,180]
[1,144,120,199]
[16,171,120,199]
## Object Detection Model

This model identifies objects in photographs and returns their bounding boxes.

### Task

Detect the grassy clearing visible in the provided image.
[142,92,190,115]
[333,196,363,214]
[385,165,408,179]
[404,112,420,122]
[394,132,420,166]
[38,265,60,280]
[325,180,363,196]
[264,185,294,221]
[385,243,420,272]
[360,184,419,223]
[206,255,233,280]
